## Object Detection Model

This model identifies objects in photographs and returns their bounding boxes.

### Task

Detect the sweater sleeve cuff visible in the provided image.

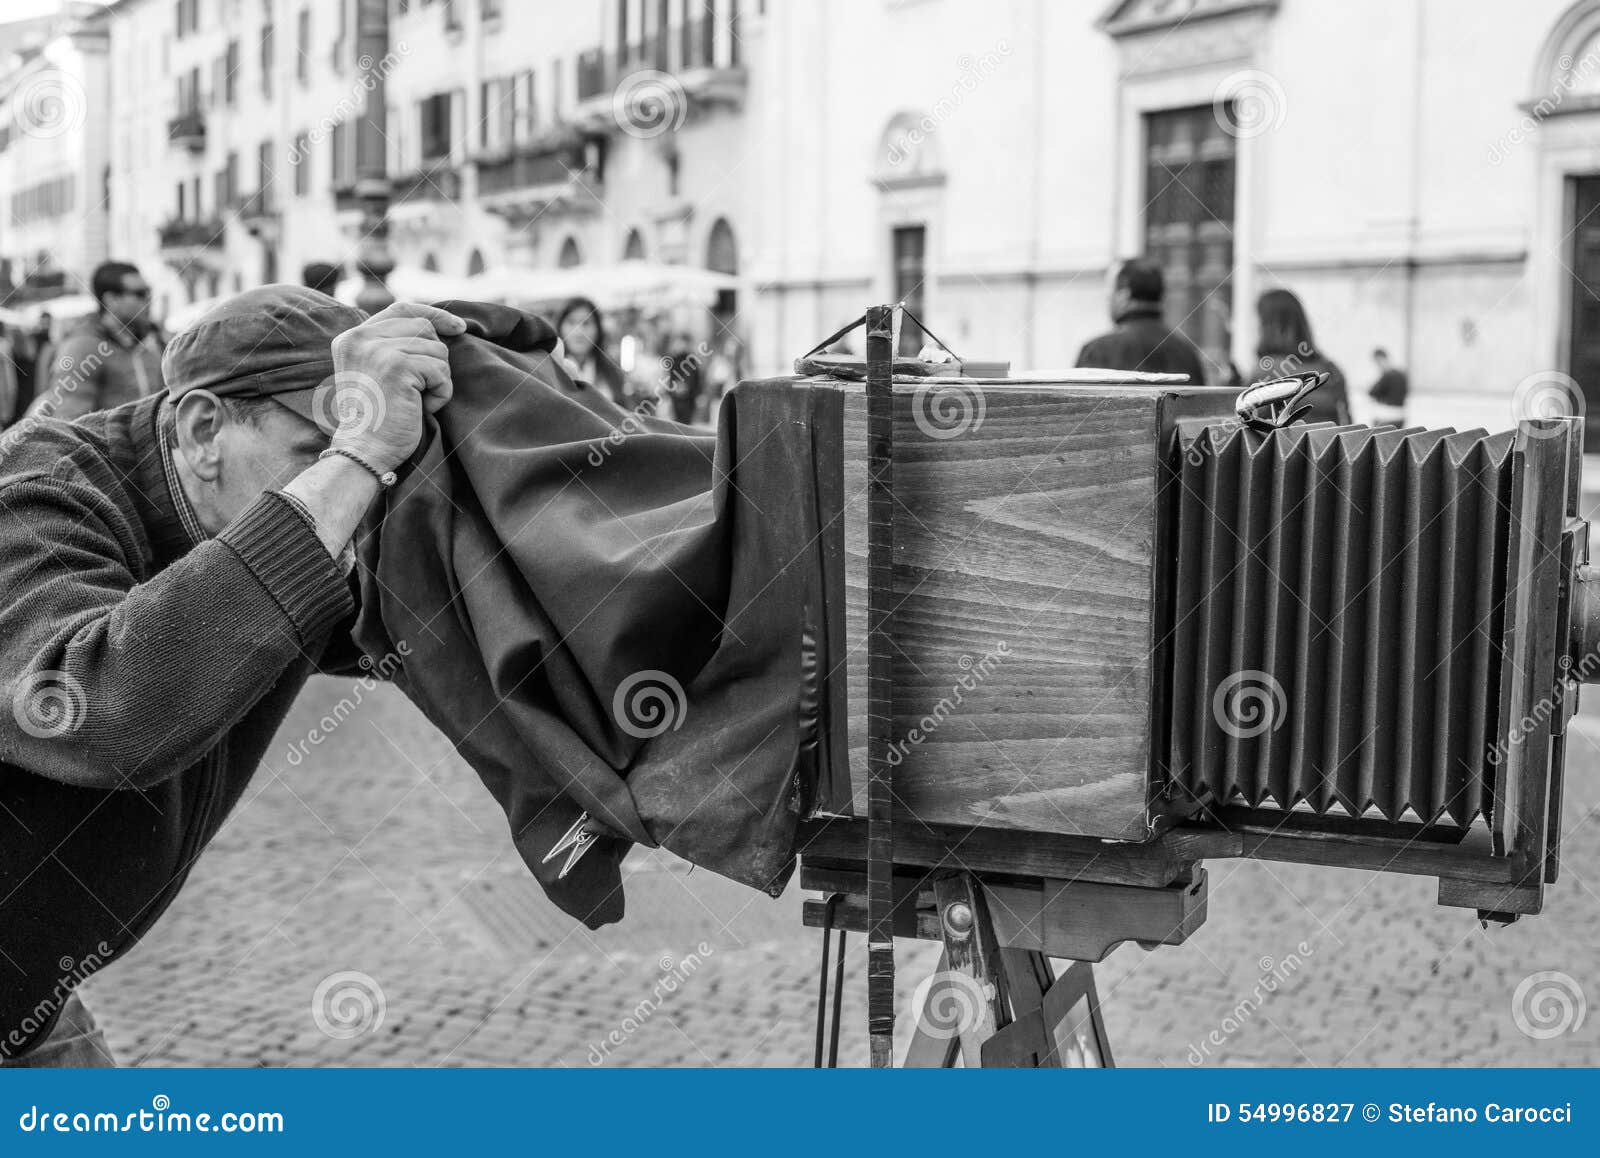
[217,492,354,642]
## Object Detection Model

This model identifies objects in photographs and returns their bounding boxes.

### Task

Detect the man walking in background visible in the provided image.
[1368,346,1409,425]
[302,262,343,298]
[27,262,164,422]
[1076,258,1209,383]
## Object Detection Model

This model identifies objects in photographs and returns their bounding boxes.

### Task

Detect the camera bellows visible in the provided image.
[1167,421,1515,828]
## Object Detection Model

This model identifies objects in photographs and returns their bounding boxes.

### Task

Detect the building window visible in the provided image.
[293,132,311,195]
[331,120,354,186]
[622,228,646,261]
[224,39,239,104]
[261,20,274,98]
[558,236,582,267]
[174,0,198,38]
[892,224,927,356]
[479,77,514,152]
[258,139,274,206]
[466,248,485,275]
[419,92,452,162]
[1142,104,1236,380]
[516,69,537,139]
[297,8,311,84]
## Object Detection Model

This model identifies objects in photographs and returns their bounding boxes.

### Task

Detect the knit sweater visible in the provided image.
[0,394,354,1058]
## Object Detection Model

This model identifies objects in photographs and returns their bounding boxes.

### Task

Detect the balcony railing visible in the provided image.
[391,161,462,205]
[158,216,226,250]
[475,133,593,198]
[574,23,744,113]
[168,108,206,153]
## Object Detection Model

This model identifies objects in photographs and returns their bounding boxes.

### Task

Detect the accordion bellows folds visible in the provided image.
[1167,422,1517,830]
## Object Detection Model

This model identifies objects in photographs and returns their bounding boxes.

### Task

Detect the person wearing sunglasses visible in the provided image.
[26,261,165,423]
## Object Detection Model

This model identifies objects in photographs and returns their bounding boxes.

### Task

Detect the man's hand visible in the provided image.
[327,301,466,474]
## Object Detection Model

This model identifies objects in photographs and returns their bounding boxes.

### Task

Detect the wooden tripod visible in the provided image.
[802,844,1207,1067]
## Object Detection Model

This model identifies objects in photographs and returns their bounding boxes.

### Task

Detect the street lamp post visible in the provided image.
[353,0,395,313]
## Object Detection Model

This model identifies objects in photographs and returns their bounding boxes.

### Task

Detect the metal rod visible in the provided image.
[864,303,896,1067]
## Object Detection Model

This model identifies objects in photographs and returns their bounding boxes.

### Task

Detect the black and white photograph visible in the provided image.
[0,0,1597,1106]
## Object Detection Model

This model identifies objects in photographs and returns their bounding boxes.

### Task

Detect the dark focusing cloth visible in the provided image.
[350,301,833,928]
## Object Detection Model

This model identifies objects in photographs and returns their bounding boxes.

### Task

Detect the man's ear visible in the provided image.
[172,391,227,482]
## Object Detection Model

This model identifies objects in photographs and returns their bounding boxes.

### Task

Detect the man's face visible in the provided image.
[104,273,151,328]
[208,403,329,529]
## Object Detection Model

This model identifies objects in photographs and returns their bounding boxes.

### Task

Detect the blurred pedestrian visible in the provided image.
[662,331,705,425]
[1076,258,1208,382]
[556,297,626,405]
[302,261,343,297]
[0,327,17,427]
[1368,346,1408,426]
[26,263,164,422]
[1252,288,1350,425]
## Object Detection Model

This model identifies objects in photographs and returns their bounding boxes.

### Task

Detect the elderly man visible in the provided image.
[0,286,463,1066]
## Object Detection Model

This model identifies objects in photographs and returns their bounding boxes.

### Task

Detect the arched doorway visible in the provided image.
[622,229,647,261]
[558,236,582,268]
[422,253,439,272]
[1530,1,1600,442]
[466,248,485,276]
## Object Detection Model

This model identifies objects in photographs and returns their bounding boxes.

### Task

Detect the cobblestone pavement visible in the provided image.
[78,676,1600,1068]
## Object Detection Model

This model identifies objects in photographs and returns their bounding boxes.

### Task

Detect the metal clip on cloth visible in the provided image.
[1234,370,1330,431]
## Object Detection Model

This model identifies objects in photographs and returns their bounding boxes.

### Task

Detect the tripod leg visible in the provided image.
[902,949,962,1068]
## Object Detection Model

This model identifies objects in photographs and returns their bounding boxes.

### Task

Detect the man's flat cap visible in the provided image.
[162,284,366,426]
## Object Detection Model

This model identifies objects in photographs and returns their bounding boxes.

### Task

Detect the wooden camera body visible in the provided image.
[783,371,1588,924]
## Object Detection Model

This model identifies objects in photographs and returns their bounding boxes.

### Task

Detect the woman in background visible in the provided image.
[555,297,626,405]
[1252,288,1350,425]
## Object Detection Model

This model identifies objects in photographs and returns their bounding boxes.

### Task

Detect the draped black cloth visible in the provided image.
[350,302,834,927]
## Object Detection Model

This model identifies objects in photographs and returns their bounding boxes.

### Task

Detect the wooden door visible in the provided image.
[1566,176,1600,444]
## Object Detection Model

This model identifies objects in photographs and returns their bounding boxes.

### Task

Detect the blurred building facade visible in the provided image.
[0,5,109,305]
[5,1,1600,428]
[751,0,1600,431]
